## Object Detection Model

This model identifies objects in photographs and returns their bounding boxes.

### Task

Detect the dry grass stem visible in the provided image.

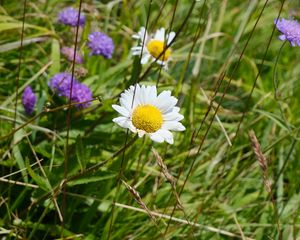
[152,148,184,210]
[121,179,156,221]
[248,130,272,194]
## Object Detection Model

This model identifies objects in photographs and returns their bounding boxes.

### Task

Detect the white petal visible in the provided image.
[167,31,176,45]
[155,91,178,113]
[138,27,148,41]
[156,59,169,70]
[132,27,147,41]
[124,84,141,108]
[132,34,141,39]
[137,129,146,137]
[131,46,142,51]
[120,97,132,112]
[162,121,185,131]
[131,46,143,55]
[156,59,166,66]
[148,86,157,105]
[138,85,146,105]
[132,51,141,56]
[113,117,130,128]
[128,121,137,133]
[156,129,174,144]
[163,111,184,121]
[154,28,165,41]
[173,107,180,112]
[131,84,141,107]
[150,132,164,143]
[112,104,130,117]
[141,53,151,64]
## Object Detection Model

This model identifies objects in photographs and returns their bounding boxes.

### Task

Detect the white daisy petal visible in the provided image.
[163,121,186,131]
[131,46,142,51]
[173,107,180,112]
[137,129,146,137]
[120,97,132,112]
[132,34,141,39]
[167,32,176,45]
[150,132,165,143]
[138,27,148,41]
[141,53,151,64]
[131,46,143,56]
[128,121,137,133]
[112,104,130,117]
[156,129,174,144]
[156,59,166,66]
[113,117,130,128]
[163,111,184,121]
[155,28,165,41]
[132,51,141,56]
[156,92,178,113]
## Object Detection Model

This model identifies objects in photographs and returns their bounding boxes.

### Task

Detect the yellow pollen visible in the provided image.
[146,40,171,61]
[132,105,163,133]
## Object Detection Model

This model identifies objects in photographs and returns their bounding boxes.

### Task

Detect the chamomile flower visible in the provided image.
[112,84,185,144]
[131,27,175,69]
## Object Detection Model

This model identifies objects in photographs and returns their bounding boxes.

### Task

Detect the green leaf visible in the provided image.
[0,37,48,53]
[0,22,50,32]
[67,173,116,186]
[12,128,28,183]
[49,39,60,75]
[25,158,51,192]
[75,135,87,172]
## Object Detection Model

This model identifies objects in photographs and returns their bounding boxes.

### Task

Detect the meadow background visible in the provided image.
[0,0,300,239]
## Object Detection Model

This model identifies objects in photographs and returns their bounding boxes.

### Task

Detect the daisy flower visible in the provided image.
[131,27,175,69]
[112,84,185,144]
[275,18,300,46]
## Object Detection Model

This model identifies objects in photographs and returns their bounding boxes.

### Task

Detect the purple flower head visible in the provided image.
[275,18,300,46]
[87,32,114,58]
[22,86,37,115]
[61,47,83,64]
[70,83,93,109]
[58,7,85,27]
[49,72,92,109]
[49,72,78,97]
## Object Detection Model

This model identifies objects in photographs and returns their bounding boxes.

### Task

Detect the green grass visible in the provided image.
[0,0,300,239]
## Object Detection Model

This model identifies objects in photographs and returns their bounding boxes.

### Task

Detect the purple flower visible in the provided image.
[71,83,93,108]
[49,72,92,109]
[61,47,83,64]
[275,18,300,46]
[49,72,78,97]
[22,86,37,115]
[58,7,85,27]
[87,32,114,58]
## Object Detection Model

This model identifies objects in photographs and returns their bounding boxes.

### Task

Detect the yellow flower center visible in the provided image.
[146,40,171,61]
[132,105,163,133]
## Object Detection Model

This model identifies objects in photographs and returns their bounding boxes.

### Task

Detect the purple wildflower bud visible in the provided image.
[275,18,300,46]
[70,83,93,109]
[58,7,85,27]
[61,47,84,64]
[22,86,37,115]
[49,72,78,97]
[87,31,114,58]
